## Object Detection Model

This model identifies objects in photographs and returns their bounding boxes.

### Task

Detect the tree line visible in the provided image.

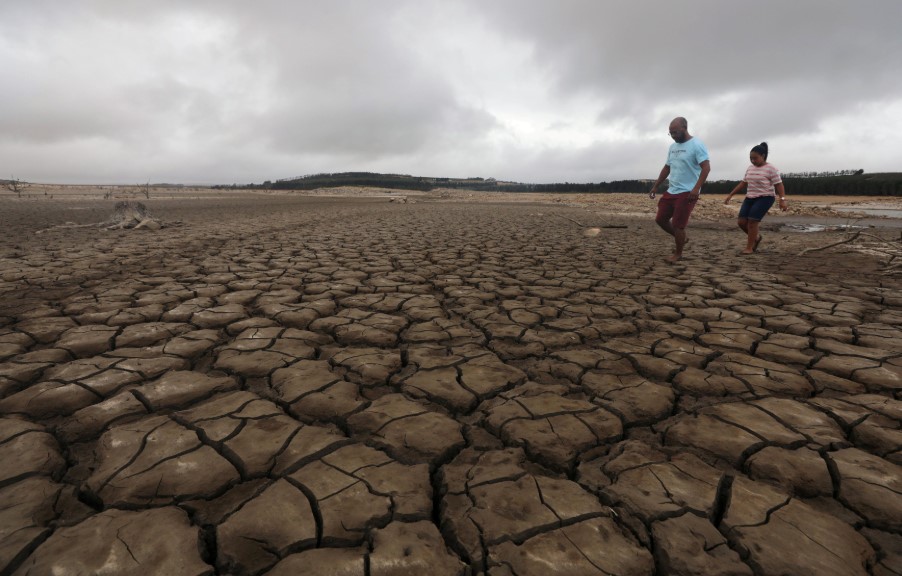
[220,171,902,196]
[703,173,902,196]
[782,169,863,178]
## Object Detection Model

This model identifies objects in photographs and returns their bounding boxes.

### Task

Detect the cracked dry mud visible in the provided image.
[1,194,901,576]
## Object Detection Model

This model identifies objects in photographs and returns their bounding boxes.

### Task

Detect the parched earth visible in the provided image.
[1,194,901,576]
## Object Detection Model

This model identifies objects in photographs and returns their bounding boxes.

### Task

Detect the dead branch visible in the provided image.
[35,223,98,235]
[798,231,861,256]
[557,214,586,227]
[856,231,900,242]
[798,228,902,278]
[554,213,627,229]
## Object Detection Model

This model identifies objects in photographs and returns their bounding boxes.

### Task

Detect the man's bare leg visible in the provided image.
[668,227,687,261]
[658,218,687,261]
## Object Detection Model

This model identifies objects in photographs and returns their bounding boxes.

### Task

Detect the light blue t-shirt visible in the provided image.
[666,137,709,194]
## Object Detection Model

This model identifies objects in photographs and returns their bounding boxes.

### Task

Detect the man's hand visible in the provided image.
[648,187,657,199]
[688,190,700,201]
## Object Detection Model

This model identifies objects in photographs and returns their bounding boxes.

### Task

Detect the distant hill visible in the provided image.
[241,172,652,194]
[269,172,487,191]
[223,171,902,196]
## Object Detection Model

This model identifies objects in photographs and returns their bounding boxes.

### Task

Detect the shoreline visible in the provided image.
[3,185,902,215]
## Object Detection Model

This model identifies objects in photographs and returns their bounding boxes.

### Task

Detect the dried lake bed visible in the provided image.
[1,189,900,575]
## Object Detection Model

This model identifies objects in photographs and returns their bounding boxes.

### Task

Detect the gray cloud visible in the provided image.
[473,1,902,104]
[1,0,900,184]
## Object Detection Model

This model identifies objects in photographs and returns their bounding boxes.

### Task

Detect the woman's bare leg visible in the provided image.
[742,220,761,254]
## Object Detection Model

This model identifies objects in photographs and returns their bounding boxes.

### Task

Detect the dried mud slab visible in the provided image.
[288,443,432,542]
[271,359,366,424]
[722,476,875,576]
[481,383,623,471]
[652,514,753,576]
[1,195,901,575]
[393,345,526,413]
[0,477,62,573]
[347,393,465,465]
[84,414,241,507]
[0,418,66,487]
[323,346,402,387]
[266,521,468,576]
[174,391,349,478]
[584,441,725,522]
[215,478,318,574]
[830,447,902,531]
[440,449,579,565]
[13,507,210,576]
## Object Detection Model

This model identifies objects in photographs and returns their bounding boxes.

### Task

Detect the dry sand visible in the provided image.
[1,186,900,575]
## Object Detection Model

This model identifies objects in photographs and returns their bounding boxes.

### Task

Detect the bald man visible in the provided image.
[648,117,711,262]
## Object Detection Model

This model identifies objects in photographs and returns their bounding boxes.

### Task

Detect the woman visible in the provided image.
[724,142,787,254]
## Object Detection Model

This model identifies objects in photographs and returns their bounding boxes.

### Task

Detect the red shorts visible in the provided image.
[656,192,697,229]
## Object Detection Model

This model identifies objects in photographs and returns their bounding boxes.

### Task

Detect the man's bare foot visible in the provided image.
[740,249,754,255]
[666,253,682,263]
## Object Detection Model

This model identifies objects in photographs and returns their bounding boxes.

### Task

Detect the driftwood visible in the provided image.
[34,201,169,234]
[105,201,161,230]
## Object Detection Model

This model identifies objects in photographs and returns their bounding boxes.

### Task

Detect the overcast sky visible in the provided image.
[2,1,901,185]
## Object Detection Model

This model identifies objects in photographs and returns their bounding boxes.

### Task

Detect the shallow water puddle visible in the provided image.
[780,223,868,233]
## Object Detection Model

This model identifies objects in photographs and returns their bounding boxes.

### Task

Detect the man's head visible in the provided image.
[668,117,690,143]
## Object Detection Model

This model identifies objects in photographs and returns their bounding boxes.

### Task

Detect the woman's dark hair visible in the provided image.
[751,142,769,160]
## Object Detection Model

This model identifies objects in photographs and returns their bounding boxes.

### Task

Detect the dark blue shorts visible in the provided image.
[738,196,775,221]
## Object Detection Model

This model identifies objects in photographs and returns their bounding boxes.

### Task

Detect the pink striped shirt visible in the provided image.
[743,163,782,198]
